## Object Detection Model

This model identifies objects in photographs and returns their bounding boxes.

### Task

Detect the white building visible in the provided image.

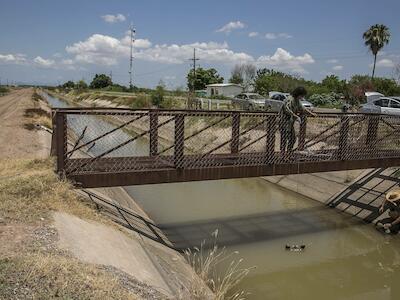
[206,83,243,98]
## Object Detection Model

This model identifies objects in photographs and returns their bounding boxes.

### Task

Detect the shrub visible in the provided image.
[309,92,342,107]
[151,84,166,107]
[130,94,151,109]
[0,86,10,94]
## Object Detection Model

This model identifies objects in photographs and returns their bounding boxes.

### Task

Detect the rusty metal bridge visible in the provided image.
[51,108,400,188]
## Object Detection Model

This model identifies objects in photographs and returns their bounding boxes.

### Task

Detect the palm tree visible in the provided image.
[363,24,390,79]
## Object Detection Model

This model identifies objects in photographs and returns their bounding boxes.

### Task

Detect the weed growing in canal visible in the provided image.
[184,230,255,300]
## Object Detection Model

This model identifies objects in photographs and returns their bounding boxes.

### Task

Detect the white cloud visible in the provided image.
[216,21,245,34]
[257,48,314,74]
[265,33,292,40]
[248,32,259,38]
[33,56,55,68]
[0,53,26,64]
[265,33,277,40]
[120,36,152,49]
[66,33,253,65]
[278,33,293,39]
[101,14,126,23]
[332,65,343,71]
[61,59,74,65]
[375,58,395,68]
[135,41,253,64]
[65,33,313,75]
[327,59,338,64]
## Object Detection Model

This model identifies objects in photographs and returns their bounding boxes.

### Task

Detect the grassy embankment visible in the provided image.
[49,88,186,109]
[0,158,151,299]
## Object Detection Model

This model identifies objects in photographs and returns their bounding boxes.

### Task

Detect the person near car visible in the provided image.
[279,87,316,152]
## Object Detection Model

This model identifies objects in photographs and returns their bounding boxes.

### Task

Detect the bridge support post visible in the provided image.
[298,115,307,151]
[50,111,57,156]
[55,112,67,174]
[174,114,185,168]
[265,115,277,163]
[231,112,240,154]
[338,116,350,160]
[149,111,158,156]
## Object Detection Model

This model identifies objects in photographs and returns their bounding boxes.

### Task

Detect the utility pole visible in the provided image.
[109,70,113,82]
[188,48,200,93]
[129,23,136,90]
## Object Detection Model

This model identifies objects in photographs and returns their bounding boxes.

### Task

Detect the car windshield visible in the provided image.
[248,94,263,99]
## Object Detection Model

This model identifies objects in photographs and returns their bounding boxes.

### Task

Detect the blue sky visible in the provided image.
[1,0,399,88]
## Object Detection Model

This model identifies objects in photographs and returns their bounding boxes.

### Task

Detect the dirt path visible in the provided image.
[0,88,49,158]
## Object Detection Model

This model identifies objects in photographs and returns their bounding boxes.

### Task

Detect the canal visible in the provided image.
[45,92,400,299]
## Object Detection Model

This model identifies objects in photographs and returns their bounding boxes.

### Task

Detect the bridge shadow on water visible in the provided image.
[159,206,365,250]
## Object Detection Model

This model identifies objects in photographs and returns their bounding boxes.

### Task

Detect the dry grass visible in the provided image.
[0,253,138,299]
[0,158,164,299]
[184,230,254,300]
[0,158,104,224]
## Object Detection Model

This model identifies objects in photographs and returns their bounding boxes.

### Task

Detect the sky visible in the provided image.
[0,0,400,88]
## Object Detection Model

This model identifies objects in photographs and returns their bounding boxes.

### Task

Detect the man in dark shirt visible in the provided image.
[279,87,316,152]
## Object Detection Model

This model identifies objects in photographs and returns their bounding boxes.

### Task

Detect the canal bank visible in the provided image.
[46,90,400,299]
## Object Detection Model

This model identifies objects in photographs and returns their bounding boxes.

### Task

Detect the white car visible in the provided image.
[360,92,400,116]
[360,97,400,115]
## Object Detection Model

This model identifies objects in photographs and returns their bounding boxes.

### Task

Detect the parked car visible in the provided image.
[269,92,314,110]
[301,99,314,110]
[232,93,268,111]
[360,96,400,115]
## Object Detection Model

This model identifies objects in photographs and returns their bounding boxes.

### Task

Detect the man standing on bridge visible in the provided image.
[279,87,316,153]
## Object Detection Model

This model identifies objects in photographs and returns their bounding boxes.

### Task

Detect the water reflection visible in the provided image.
[160,206,363,250]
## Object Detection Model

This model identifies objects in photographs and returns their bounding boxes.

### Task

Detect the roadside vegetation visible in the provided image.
[25,90,52,129]
[0,86,10,96]
[184,230,254,300]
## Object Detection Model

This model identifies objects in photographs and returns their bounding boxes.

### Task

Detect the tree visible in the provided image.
[347,75,374,105]
[229,63,256,90]
[151,80,166,107]
[76,80,88,90]
[89,74,112,89]
[253,69,301,96]
[187,67,223,91]
[363,24,390,79]
[62,80,75,89]
[321,75,346,94]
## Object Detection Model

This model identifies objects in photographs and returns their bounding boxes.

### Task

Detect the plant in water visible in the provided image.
[184,230,255,300]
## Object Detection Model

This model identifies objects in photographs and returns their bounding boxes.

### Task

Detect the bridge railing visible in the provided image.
[52,108,400,177]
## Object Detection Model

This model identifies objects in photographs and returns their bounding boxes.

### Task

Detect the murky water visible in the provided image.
[47,93,400,300]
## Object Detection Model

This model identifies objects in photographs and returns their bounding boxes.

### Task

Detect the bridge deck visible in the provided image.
[52,108,400,188]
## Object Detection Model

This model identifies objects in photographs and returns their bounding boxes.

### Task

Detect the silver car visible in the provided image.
[232,93,267,110]
[269,93,314,111]
[360,97,400,116]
